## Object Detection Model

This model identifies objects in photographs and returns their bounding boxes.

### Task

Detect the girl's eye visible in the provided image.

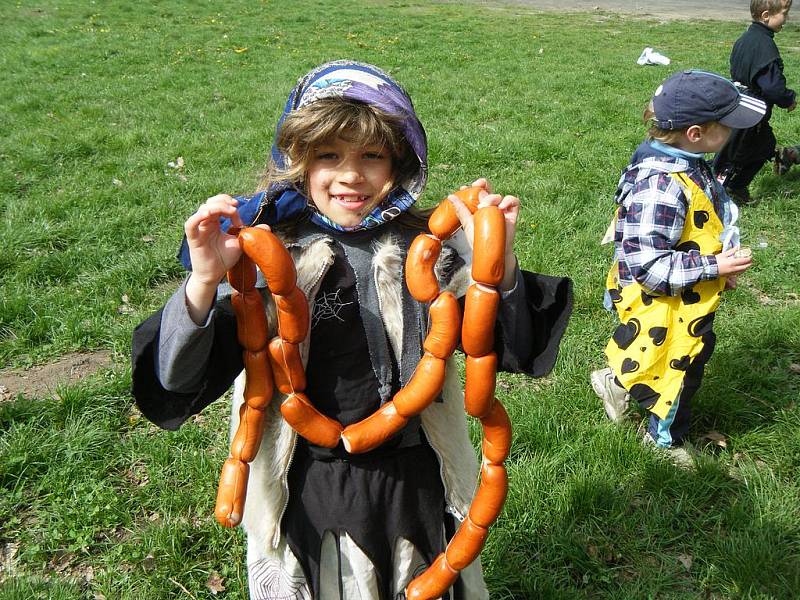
[316,152,337,160]
[364,151,386,160]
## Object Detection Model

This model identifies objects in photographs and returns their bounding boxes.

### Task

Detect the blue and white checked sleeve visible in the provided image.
[621,175,718,296]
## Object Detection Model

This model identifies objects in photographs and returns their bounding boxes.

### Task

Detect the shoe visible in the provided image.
[775,146,798,176]
[724,186,756,206]
[591,367,631,423]
[642,432,695,469]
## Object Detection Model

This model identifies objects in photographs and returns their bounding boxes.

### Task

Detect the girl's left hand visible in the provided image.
[448,187,521,291]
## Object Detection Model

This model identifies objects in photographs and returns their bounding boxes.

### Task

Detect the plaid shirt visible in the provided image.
[611,141,727,296]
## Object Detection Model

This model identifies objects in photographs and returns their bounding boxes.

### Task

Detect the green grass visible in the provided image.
[1,0,799,598]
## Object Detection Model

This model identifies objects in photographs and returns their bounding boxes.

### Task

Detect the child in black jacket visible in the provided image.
[714,0,796,205]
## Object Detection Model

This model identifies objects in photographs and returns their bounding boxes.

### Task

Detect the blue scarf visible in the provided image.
[179,60,428,269]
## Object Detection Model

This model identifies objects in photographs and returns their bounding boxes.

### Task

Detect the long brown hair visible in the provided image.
[259,97,431,232]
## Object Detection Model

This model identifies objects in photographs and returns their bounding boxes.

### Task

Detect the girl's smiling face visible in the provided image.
[306,137,394,228]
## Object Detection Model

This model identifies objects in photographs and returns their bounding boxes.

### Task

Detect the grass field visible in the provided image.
[1,0,799,598]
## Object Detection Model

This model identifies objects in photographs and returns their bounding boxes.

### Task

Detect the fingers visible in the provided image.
[447,193,475,232]
[185,194,242,239]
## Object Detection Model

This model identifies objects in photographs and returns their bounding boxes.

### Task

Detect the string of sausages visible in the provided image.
[214,187,512,600]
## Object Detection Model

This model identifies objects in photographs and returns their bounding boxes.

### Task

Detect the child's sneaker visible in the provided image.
[590,367,631,423]
[642,432,695,469]
[775,146,798,176]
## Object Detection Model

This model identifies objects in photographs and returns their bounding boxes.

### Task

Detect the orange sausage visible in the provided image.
[214,458,249,528]
[231,290,269,352]
[423,291,461,359]
[280,393,342,448]
[464,353,497,418]
[227,254,257,293]
[461,284,499,358]
[444,517,489,570]
[471,206,506,288]
[267,337,306,394]
[392,353,446,417]
[405,553,459,600]
[405,234,442,303]
[239,227,297,296]
[428,186,482,240]
[274,287,310,345]
[481,399,512,465]
[468,463,508,528]
[229,404,266,462]
[243,349,273,410]
[341,402,408,454]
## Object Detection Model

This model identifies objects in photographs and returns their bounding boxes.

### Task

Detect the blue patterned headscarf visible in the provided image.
[179,61,428,269]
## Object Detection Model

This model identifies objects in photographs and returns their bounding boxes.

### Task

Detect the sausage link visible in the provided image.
[464,353,497,418]
[423,291,461,359]
[231,290,269,352]
[280,393,342,448]
[461,284,499,357]
[405,553,459,600]
[274,287,310,345]
[444,517,489,570]
[405,234,442,303]
[214,458,249,528]
[471,206,506,287]
[227,254,257,293]
[267,337,306,394]
[468,463,508,528]
[481,399,512,464]
[239,227,297,296]
[428,186,482,240]
[341,402,408,454]
[229,404,266,462]
[243,349,273,410]
[392,353,446,418]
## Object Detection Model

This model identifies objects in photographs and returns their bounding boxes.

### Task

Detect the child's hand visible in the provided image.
[184,194,245,324]
[448,188,521,291]
[716,246,752,278]
[462,178,492,194]
[185,194,245,285]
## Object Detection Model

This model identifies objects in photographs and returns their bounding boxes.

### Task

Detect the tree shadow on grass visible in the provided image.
[690,312,799,443]
[485,450,800,599]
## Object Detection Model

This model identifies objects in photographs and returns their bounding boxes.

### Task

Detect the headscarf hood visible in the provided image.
[178,60,428,269]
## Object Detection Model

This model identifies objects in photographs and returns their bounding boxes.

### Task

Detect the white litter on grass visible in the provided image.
[637,47,671,66]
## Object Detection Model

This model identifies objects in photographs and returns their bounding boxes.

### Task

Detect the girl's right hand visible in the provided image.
[716,246,753,277]
[185,194,245,286]
[184,195,246,324]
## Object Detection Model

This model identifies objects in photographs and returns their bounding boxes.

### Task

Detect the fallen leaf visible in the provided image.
[699,431,727,448]
[141,235,154,243]
[112,178,122,186]
[234,47,248,53]
[141,553,156,572]
[677,553,693,571]
[789,363,800,375]
[207,572,226,595]
[121,294,130,304]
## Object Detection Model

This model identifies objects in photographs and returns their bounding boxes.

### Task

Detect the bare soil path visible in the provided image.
[481,0,749,21]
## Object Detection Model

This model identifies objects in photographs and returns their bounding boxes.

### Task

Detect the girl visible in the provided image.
[132,60,572,599]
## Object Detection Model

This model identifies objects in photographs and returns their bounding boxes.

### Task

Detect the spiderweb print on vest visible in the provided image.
[312,289,354,327]
[249,558,311,600]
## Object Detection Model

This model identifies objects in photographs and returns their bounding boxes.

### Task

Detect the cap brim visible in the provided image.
[719,95,767,129]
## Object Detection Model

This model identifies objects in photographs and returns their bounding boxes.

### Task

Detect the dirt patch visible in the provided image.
[480,0,748,21]
[0,350,114,402]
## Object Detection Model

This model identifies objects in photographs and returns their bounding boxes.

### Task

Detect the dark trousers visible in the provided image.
[713,118,776,190]
[645,332,716,447]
